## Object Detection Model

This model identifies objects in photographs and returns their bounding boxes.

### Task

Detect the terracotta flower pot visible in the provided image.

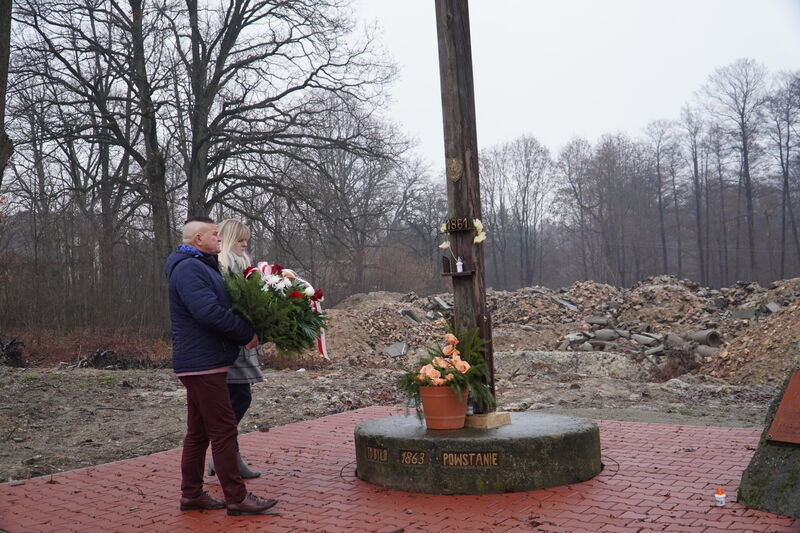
[419,386,468,429]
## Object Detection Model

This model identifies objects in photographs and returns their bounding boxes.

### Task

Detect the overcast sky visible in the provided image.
[355,0,800,172]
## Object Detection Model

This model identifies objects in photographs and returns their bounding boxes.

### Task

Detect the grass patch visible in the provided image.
[99,374,120,386]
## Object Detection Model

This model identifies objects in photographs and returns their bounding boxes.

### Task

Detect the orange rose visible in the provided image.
[433,356,451,368]
[450,353,462,363]
[442,344,455,356]
[444,333,459,345]
[445,373,455,381]
[431,378,446,386]
[420,364,441,380]
[416,373,426,382]
[455,360,470,373]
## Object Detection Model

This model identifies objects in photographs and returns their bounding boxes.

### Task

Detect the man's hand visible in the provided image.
[245,334,259,350]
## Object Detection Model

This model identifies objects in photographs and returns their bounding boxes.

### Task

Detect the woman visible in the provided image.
[208,218,264,479]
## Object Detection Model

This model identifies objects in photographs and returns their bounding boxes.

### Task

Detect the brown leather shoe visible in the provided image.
[180,491,226,511]
[227,493,278,516]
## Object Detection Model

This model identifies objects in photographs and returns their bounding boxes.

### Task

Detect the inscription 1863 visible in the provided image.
[399,450,427,466]
[442,451,499,467]
[365,446,388,462]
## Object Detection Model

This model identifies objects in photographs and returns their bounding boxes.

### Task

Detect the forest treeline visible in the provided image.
[0,1,798,334]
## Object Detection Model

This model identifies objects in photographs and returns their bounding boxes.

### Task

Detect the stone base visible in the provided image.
[738,368,800,518]
[354,412,601,494]
[738,442,800,518]
[464,411,511,429]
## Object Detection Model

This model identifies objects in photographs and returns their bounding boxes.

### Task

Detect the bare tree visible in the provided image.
[395,162,444,282]
[165,0,394,216]
[556,138,594,281]
[665,140,685,279]
[126,0,172,262]
[766,71,800,277]
[706,123,731,285]
[505,136,551,287]
[645,120,675,274]
[704,58,768,279]
[682,106,707,285]
[480,145,513,288]
[14,0,175,285]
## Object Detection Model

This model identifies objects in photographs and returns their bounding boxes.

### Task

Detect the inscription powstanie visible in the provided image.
[442,451,499,467]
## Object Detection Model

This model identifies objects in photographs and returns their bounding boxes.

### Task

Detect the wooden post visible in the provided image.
[434,0,495,413]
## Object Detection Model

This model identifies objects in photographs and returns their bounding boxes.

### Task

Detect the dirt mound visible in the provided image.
[328,292,448,367]
[699,299,800,385]
[562,280,624,316]
[617,276,711,327]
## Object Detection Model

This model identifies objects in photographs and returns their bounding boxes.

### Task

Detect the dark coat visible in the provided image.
[165,248,254,374]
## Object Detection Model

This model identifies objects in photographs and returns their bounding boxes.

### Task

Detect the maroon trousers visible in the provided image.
[179,373,247,504]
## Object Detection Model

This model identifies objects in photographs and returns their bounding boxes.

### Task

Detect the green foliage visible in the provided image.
[225,274,327,356]
[398,326,495,419]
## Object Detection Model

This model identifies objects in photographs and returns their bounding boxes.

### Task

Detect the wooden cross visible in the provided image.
[434,0,495,413]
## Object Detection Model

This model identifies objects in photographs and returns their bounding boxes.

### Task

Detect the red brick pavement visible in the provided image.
[1,407,798,532]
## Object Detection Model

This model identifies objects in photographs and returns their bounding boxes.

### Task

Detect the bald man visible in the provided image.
[165,216,277,516]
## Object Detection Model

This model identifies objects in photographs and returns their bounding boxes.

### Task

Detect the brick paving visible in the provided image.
[1,406,798,532]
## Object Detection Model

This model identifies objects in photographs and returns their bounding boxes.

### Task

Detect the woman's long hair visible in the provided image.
[218,219,253,275]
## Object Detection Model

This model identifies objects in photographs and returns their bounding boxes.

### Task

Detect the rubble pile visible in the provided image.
[324,292,449,368]
[560,280,624,317]
[701,298,800,385]
[616,276,711,327]
[321,276,800,384]
[488,287,574,325]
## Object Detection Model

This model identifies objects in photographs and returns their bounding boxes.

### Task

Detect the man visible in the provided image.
[165,216,277,515]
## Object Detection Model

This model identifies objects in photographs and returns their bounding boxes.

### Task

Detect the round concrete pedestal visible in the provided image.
[355,413,601,494]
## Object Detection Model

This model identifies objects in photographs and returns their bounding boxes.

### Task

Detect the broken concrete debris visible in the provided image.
[326,276,800,386]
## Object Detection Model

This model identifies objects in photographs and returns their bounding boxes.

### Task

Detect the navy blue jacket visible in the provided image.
[165,248,254,374]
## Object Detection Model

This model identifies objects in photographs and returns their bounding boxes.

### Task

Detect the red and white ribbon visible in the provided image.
[311,298,329,360]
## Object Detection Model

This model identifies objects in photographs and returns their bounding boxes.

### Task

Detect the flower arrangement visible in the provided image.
[398,327,495,418]
[224,262,327,355]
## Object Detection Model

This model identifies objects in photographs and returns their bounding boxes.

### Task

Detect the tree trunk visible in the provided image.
[656,159,668,273]
[98,129,116,319]
[781,173,788,279]
[690,146,706,285]
[734,171,743,280]
[741,132,757,278]
[671,168,683,278]
[187,0,211,216]
[0,0,13,182]
[703,151,711,283]
[716,159,729,286]
[129,0,171,260]
[578,192,589,280]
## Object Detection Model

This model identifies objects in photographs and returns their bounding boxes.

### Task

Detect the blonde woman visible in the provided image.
[209,219,264,479]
